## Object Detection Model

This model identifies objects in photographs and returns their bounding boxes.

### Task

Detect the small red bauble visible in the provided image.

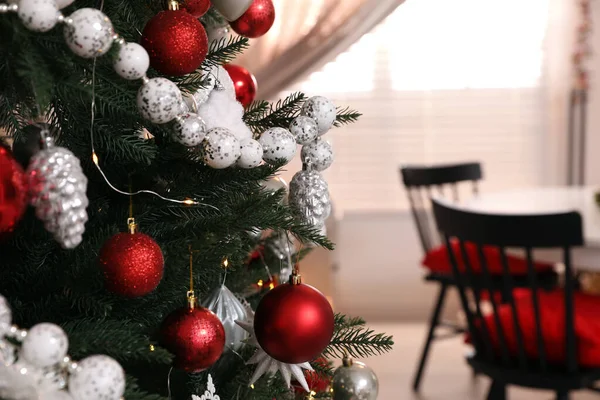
[223,64,257,107]
[160,305,226,372]
[254,280,334,364]
[230,0,275,38]
[293,357,331,395]
[141,10,208,76]
[99,232,164,297]
[183,0,211,18]
[0,146,27,234]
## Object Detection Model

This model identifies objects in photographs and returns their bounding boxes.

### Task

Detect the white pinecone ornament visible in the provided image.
[289,169,331,228]
[27,136,89,249]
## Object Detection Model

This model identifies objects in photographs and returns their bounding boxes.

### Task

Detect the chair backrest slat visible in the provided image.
[432,198,583,374]
[400,162,483,253]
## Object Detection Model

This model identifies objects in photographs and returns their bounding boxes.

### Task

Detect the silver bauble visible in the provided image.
[27,137,89,249]
[332,359,379,400]
[202,285,249,351]
[289,170,331,228]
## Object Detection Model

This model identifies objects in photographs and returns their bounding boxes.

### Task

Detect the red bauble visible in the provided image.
[230,0,275,38]
[223,64,257,107]
[183,0,211,18]
[0,146,27,234]
[293,357,331,395]
[99,232,164,297]
[160,305,226,372]
[254,282,334,364]
[141,10,208,76]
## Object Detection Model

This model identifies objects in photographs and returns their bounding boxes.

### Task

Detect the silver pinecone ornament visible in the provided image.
[289,169,331,228]
[27,135,89,249]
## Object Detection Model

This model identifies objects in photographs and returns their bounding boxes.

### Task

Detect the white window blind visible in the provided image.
[284,0,549,215]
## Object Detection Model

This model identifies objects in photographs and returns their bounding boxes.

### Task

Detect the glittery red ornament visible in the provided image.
[230,0,275,38]
[223,64,257,107]
[99,231,164,297]
[254,280,334,364]
[183,0,211,18]
[0,146,27,234]
[160,304,226,372]
[141,10,208,76]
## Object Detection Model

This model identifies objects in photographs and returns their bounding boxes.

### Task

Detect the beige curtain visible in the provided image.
[237,0,405,99]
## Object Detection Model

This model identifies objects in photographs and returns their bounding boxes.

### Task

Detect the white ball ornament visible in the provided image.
[237,138,263,169]
[21,323,69,368]
[203,128,241,169]
[258,127,297,165]
[64,8,114,59]
[301,139,334,171]
[113,43,149,80]
[41,391,74,400]
[0,294,11,335]
[173,113,207,147]
[69,355,125,400]
[301,96,337,135]
[290,116,319,145]
[137,78,183,124]
[18,0,59,32]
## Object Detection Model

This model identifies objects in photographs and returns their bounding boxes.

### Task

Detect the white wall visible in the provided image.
[332,211,460,322]
[584,1,600,184]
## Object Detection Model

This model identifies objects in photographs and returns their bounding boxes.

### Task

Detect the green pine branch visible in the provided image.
[244,92,307,133]
[334,313,367,330]
[334,106,362,127]
[325,315,394,359]
[205,35,250,67]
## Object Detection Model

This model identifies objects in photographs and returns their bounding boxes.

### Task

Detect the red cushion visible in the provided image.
[422,241,555,275]
[472,290,600,368]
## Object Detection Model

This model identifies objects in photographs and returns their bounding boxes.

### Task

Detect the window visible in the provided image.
[285,0,550,215]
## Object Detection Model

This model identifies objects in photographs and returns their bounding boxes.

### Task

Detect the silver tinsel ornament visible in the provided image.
[289,169,331,228]
[202,285,249,351]
[332,357,379,400]
[27,135,89,249]
[267,233,295,282]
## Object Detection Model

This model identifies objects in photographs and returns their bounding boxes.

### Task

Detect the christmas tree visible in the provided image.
[0,0,393,399]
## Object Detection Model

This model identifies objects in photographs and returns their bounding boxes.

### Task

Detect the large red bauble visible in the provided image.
[183,0,211,18]
[99,232,164,297]
[160,306,226,372]
[230,0,275,38]
[141,10,208,76]
[254,282,334,364]
[223,64,257,108]
[0,146,27,234]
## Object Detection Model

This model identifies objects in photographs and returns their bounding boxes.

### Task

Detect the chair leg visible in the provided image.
[556,391,569,400]
[486,380,506,400]
[412,282,448,392]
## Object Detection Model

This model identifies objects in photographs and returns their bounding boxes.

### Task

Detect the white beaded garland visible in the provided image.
[0,294,11,335]
[137,77,183,124]
[55,0,75,9]
[301,139,334,172]
[301,96,337,135]
[237,138,263,169]
[289,116,319,145]
[68,355,125,400]
[203,127,241,169]
[113,43,149,80]
[64,8,114,58]
[21,323,69,368]
[258,127,297,165]
[173,113,207,147]
[17,0,59,32]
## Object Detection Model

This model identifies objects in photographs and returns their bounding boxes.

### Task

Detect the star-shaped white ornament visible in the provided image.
[192,374,220,400]
[235,312,313,392]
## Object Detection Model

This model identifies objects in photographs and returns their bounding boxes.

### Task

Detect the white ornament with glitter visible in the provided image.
[114,43,150,80]
[301,96,337,135]
[21,323,69,368]
[301,139,334,172]
[192,374,221,400]
[237,138,263,169]
[203,128,241,169]
[173,113,207,147]
[63,8,114,59]
[137,77,183,124]
[69,355,125,400]
[290,116,319,145]
[18,0,59,32]
[258,127,297,165]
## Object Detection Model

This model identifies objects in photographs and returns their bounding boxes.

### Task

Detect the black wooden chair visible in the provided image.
[400,162,483,391]
[432,198,600,400]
